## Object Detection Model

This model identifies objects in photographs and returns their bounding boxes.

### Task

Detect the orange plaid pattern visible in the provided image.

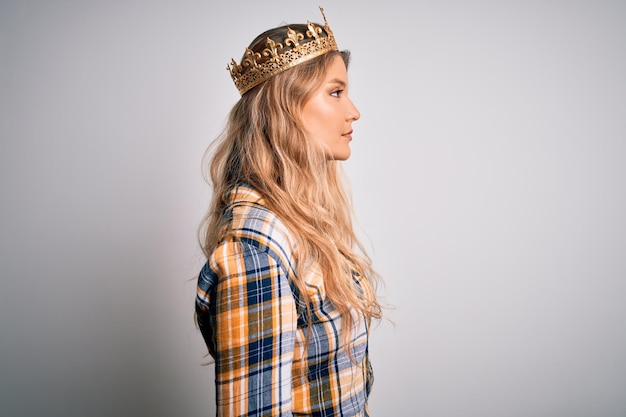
[196,185,372,416]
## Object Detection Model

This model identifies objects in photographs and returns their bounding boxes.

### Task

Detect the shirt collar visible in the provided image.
[225,184,268,207]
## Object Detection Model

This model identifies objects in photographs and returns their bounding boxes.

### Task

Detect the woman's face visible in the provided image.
[301,55,361,161]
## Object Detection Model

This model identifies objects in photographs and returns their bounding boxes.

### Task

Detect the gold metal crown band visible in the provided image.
[228,7,338,95]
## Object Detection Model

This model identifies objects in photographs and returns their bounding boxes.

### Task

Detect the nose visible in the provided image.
[347,98,360,121]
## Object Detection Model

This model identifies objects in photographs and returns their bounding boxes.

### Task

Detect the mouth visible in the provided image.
[342,130,353,140]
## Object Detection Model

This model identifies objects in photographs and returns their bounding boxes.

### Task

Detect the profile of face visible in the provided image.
[300,55,361,161]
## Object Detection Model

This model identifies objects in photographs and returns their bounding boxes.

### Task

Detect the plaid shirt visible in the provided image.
[196,185,373,417]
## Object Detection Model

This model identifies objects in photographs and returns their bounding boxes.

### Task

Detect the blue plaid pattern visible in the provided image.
[196,185,372,416]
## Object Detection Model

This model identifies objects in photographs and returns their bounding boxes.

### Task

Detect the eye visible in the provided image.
[330,89,344,98]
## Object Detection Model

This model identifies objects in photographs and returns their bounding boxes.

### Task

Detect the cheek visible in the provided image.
[301,99,323,131]
[304,108,330,136]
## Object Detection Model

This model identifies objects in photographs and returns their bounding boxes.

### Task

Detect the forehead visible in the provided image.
[322,55,348,83]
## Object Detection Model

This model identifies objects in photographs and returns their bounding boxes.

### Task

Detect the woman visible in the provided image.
[196,8,383,416]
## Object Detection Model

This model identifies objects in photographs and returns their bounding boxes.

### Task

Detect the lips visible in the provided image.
[343,130,353,140]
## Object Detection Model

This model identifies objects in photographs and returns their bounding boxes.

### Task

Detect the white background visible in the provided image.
[1,1,625,416]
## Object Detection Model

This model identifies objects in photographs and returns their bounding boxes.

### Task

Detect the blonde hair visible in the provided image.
[200,24,382,346]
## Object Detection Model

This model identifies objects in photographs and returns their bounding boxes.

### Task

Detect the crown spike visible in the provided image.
[319,7,329,27]
[263,37,283,63]
[319,6,334,38]
[285,27,304,48]
[306,21,323,43]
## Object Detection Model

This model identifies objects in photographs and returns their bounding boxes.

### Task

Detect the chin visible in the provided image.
[330,152,350,161]
[330,147,351,161]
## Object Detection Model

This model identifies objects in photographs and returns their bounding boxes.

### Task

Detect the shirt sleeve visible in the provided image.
[210,240,297,417]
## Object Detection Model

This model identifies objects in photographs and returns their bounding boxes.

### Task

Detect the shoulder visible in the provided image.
[197,187,296,310]
[223,185,296,274]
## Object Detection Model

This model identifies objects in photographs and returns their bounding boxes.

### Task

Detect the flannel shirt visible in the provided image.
[196,185,373,417]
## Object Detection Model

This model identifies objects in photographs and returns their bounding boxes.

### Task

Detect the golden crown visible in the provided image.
[227,7,338,95]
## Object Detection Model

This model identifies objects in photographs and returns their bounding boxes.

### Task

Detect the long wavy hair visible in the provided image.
[199,23,382,347]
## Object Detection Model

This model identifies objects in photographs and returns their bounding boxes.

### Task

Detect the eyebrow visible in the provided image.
[327,78,347,87]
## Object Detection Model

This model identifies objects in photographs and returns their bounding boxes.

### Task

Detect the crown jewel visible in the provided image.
[228,7,338,95]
